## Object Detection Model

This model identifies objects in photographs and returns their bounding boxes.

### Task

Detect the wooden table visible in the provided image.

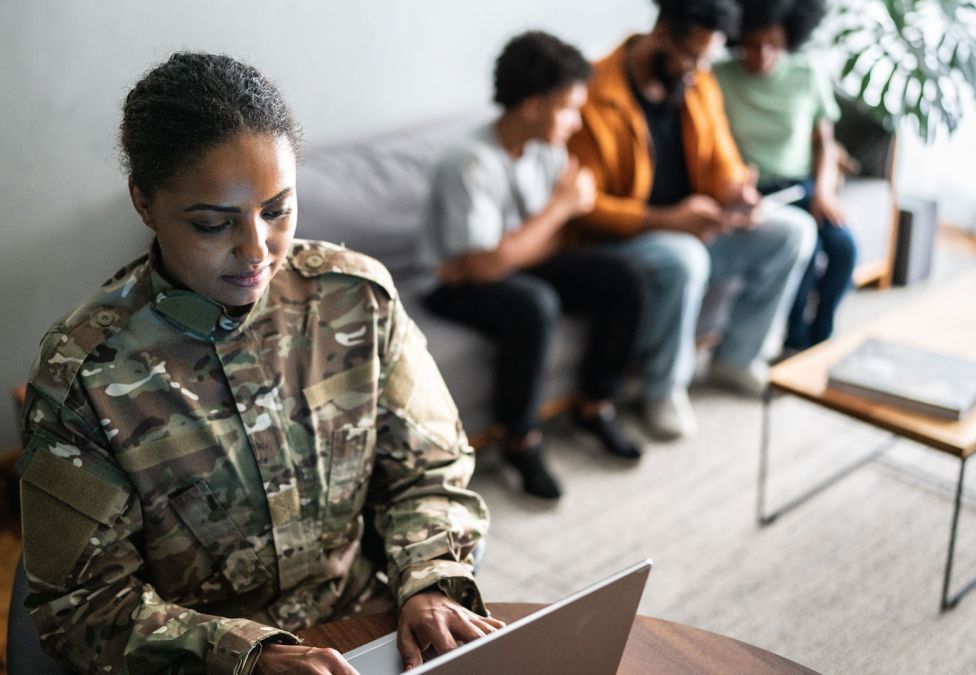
[759,269,976,610]
[299,603,818,674]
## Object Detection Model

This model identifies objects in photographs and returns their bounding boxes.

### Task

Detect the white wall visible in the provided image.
[894,101,976,229]
[0,0,652,447]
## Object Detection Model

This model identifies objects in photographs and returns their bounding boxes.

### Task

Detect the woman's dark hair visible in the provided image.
[120,52,301,197]
[733,0,827,51]
[493,31,591,109]
[655,0,741,40]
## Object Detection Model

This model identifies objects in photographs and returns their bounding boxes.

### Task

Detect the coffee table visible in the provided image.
[298,602,818,673]
[758,269,976,610]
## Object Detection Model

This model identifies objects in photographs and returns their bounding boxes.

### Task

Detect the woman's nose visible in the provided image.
[234,218,269,263]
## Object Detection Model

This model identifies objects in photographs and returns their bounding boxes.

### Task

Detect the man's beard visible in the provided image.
[649,49,688,107]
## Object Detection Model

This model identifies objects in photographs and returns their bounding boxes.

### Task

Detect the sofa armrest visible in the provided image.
[838,177,899,288]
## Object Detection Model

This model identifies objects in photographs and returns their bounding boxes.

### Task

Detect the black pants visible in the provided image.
[424,250,645,437]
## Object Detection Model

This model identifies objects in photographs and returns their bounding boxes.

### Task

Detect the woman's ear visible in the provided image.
[128,177,156,231]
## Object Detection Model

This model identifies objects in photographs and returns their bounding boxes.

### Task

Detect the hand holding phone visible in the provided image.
[722,199,759,230]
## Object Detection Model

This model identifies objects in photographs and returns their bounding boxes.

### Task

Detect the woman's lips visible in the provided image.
[221,266,270,288]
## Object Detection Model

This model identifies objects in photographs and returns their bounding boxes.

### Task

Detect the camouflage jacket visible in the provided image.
[18,239,488,674]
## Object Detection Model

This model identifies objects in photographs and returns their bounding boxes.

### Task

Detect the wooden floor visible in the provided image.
[0,519,21,675]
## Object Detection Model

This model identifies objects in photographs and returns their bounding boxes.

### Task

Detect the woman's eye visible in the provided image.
[263,207,293,221]
[191,221,231,234]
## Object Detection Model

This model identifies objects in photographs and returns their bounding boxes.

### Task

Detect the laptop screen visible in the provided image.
[344,559,652,675]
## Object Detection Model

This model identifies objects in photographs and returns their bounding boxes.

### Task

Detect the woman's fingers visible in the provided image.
[397,624,425,671]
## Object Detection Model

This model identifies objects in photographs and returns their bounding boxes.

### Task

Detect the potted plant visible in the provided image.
[820,0,976,142]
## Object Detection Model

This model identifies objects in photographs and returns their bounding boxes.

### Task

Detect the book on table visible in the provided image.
[827,338,976,421]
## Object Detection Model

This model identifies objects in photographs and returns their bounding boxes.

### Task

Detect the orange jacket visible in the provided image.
[568,36,748,240]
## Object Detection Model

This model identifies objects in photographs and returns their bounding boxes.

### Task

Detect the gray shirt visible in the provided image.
[420,122,567,272]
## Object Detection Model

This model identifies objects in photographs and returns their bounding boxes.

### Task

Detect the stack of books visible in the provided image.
[827,339,976,421]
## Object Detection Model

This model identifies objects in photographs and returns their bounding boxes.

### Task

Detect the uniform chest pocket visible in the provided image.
[168,481,271,594]
[303,372,378,527]
[326,426,377,521]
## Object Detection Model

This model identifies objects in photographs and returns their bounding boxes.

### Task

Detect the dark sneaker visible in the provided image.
[503,443,562,499]
[573,407,643,460]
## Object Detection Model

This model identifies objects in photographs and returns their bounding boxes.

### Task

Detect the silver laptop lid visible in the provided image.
[342,631,402,673]
[345,559,652,675]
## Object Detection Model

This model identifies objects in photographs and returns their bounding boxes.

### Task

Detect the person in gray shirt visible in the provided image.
[422,32,648,500]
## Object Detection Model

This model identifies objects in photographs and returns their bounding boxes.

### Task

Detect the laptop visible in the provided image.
[342,558,652,675]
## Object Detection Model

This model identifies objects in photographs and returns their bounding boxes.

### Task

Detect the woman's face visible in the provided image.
[741,25,787,76]
[130,131,298,308]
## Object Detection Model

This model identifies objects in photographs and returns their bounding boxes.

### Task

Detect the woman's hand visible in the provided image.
[397,590,506,670]
[253,643,360,674]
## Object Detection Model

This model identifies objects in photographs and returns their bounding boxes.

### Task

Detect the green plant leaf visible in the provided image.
[877,63,897,112]
[857,59,879,101]
[841,52,862,79]
[824,0,976,142]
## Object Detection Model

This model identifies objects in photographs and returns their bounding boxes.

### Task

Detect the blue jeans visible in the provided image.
[773,181,858,349]
[604,206,816,400]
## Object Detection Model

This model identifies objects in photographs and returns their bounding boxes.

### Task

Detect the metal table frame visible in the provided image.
[757,388,974,611]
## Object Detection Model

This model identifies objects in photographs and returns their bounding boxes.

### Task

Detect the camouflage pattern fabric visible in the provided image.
[18,239,489,674]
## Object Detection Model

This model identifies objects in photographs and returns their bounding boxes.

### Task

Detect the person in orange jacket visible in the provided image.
[568,0,816,439]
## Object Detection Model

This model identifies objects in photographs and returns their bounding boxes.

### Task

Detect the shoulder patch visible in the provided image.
[30,306,130,406]
[290,239,397,300]
[28,256,151,405]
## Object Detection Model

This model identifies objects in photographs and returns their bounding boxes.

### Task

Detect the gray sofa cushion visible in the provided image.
[296,113,490,279]
[839,177,895,269]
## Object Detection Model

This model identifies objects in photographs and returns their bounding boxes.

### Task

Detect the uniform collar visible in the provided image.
[147,241,271,342]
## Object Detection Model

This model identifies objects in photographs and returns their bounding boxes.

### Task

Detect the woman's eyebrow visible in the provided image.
[183,188,294,213]
[183,202,240,214]
[261,187,294,207]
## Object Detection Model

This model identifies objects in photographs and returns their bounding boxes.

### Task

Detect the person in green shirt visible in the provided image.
[714,0,856,350]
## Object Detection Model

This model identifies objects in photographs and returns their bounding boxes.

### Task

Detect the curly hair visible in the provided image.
[120,52,302,197]
[733,0,827,50]
[493,31,591,109]
[654,0,741,39]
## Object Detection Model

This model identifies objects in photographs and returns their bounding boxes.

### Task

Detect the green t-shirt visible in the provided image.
[713,53,840,183]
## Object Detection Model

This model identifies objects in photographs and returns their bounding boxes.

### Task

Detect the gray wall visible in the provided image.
[0,0,651,447]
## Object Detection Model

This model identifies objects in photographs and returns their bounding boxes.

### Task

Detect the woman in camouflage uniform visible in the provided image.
[18,52,500,674]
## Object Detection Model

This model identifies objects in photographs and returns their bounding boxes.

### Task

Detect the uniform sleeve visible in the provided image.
[369,293,489,614]
[568,109,650,238]
[429,153,506,258]
[18,385,298,675]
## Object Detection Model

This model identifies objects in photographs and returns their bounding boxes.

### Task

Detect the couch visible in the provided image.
[833,96,899,288]
[295,104,898,442]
